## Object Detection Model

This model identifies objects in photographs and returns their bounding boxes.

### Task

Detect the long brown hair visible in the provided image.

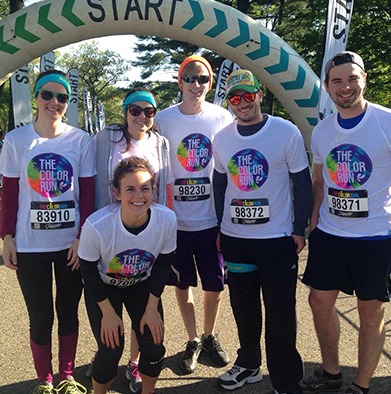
[113,87,158,153]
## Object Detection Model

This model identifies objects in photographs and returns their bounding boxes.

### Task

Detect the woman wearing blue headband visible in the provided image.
[92,87,172,393]
[0,69,95,394]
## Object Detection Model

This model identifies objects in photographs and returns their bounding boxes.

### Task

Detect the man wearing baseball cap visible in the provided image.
[301,51,391,394]
[154,55,233,374]
[213,69,311,393]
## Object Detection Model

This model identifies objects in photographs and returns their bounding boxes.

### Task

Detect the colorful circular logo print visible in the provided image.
[108,249,155,278]
[28,153,73,198]
[228,149,269,191]
[326,144,372,189]
[177,133,212,172]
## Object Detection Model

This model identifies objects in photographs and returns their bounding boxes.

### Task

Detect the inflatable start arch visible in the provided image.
[0,0,319,147]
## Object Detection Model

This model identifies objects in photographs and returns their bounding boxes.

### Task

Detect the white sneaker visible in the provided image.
[219,365,262,390]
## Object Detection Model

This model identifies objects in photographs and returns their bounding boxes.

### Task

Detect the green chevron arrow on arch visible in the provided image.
[38,4,62,33]
[281,65,306,90]
[265,48,289,74]
[61,0,85,27]
[246,33,270,60]
[205,8,227,38]
[182,0,204,30]
[0,26,19,54]
[15,13,40,43]
[226,19,250,47]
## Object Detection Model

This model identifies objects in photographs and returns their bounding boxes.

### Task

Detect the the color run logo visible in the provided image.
[228,149,268,191]
[326,144,372,189]
[27,153,73,198]
[108,249,154,277]
[177,133,212,172]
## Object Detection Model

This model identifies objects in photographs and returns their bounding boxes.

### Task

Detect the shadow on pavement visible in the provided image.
[0,363,390,394]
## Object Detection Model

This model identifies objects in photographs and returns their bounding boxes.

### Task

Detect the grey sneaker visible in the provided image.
[219,365,262,391]
[179,340,202,373]
[300,367,342,393]
[125,361,142,393]
[201,333,229,367]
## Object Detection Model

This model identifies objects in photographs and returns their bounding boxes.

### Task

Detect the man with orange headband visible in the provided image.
[155,55,233,374]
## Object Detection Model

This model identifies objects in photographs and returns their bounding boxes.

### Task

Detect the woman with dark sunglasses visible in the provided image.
[93,87,172,392]
[0,69,96,394]
[95,88,172,210]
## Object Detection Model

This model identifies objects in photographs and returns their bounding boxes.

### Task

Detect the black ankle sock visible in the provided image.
[352,382,369,393]
[323,369,342,380]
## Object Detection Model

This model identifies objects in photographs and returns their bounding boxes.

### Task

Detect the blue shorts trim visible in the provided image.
[225,261,258,273]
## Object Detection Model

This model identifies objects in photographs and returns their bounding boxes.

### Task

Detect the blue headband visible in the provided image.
[122,91,157,114]
[34,74,71,98]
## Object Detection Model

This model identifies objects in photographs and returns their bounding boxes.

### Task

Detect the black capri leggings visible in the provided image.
[84,280,165,384]
[16,250,83,344]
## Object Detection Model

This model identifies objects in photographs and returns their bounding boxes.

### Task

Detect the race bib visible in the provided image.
[30,200,76,230]
[173,177,211,201]
[105,271,148,288]
[230,198,270,224]
[328,188,368,218]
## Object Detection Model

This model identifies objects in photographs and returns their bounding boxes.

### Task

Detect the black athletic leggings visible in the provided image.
[16,250,83,344]
[84,281,165,384]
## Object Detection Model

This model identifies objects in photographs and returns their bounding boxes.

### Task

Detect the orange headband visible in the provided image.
[178,55,213,89]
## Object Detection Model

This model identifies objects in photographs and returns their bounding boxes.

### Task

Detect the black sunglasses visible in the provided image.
[39,89,69,104]
[182,75,210,84]
[227,91,258,106]
[127,104,157,118]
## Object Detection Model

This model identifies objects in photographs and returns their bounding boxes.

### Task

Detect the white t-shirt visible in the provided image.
[110,133,173,203]
[112,134,161,177]
[214,116,309,239]
[0,123,96,252]
[155,102,233,231]
[312,102,391,237]
[78,203,177,288]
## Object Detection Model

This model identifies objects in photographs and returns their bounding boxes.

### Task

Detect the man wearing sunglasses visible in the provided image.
[213,69,311,393]
[154,55,233,374]
[300,52,391,394]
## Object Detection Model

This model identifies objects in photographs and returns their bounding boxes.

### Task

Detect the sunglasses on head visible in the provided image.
[127,104,157,118]
[39,89,69,104]
[182,75,210,84]
[227,91,258,106]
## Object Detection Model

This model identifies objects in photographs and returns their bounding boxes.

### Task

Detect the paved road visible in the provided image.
[0,242,390,393]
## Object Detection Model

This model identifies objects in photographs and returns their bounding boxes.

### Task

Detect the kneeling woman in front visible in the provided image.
[78,157,177,394]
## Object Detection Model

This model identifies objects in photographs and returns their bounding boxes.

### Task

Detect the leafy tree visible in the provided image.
[131,0,391,114]
[54,41,133,126]
[0,84,10,132]
[0,3,10,18]
[0,0,25,130]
